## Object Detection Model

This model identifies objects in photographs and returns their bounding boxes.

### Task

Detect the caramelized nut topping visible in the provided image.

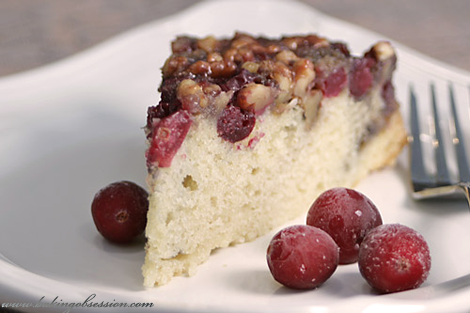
[223,48,239,62]
[189,60,211,75]
[162,56,189,78]
[275,50,299,65]
[146,32,397,168]
[197,36,219,53]
[241,61,260,73]
[365,41,397,86]
[207,52,223,63]
[301,89,323,128]
[293,59,315,97]
[369,41,395,62]
[177,79,207,113]
[237,83,277,115]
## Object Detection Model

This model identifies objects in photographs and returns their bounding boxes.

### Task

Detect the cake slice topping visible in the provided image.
[145,33,397,169]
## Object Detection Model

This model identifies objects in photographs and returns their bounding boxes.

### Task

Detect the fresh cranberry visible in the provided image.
[358,224,431,293]
[315,67,347,98]
[91,181,149,244]
[217,105,256,143]
[146,110,192,168]
[267,225,339,289]
[349,58,374,99]
[306,188,383,264]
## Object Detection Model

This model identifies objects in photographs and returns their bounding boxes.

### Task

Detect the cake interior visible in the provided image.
[143,87,406,287]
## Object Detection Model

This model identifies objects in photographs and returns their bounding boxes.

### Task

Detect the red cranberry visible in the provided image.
[315,67,347,98]
[381,80,395,105]
[349,58,374,99]
[331,42,350,57]
[306,188,383,264]
[146,110,192,168]
[358,224,431,293]
[91,181,149,244]
[217,105,256,143]
[171,36,196,53]
[220,69,257,92]
[267,225,339,290]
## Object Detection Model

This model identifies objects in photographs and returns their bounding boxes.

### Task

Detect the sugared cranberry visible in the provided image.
[306,188,383,264]
[217,105,256,143]
[267,225,339,289]
[358,224,431,293]
[146,110,192,168]
[349,58,374,99]
[91,181,149,244]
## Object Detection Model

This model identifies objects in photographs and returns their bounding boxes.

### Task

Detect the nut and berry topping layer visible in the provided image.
[145,33,398,169]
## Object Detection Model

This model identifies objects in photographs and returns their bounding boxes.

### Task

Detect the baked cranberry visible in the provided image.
[267,225,339,289]
[220,69,257,92]
[380,81,399,117]
[160,76,186,104]
[358,224,431,293]
[331,42,350,57]
[306,188,382,264]
[381,80,395,105]
[316,67,347,97]
[146,110,192,168]
[171,36,196,53]
[217,105,256,143]
[91,181,149,244]
[349,58,374,99]
[146,101,180,137]
[146,75,188,126]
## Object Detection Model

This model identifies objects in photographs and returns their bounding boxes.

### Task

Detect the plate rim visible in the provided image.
[1,1,470,312]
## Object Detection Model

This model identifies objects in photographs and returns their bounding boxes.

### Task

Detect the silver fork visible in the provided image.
[409,83,470,204]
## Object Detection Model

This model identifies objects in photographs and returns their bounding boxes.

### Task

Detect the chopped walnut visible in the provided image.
[300,90,323,128]
[293,59,315,98]
[237,83,277,115]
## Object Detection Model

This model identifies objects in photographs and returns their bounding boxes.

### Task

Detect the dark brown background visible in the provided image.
[0,0,469,312]
[1,0,470,78]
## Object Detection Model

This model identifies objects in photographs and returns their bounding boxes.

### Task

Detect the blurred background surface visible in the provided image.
[1,0,470,77]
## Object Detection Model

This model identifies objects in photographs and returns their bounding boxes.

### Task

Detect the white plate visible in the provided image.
[1,0,470,312]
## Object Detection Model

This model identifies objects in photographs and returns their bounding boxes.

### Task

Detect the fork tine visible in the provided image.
[430,83,452,186]
[409,85,430,191]
[409,83,470,201]
[449,83,470,182]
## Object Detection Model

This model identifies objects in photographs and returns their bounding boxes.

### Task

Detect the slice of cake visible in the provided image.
[142,33,407,287]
